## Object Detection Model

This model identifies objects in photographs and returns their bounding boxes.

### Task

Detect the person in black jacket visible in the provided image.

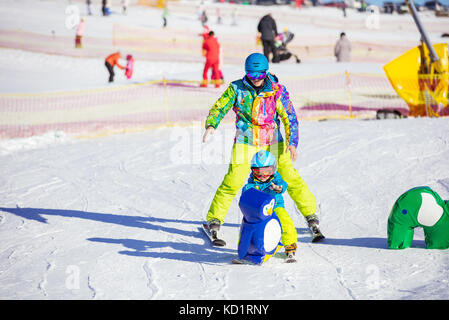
[257,13,279,63]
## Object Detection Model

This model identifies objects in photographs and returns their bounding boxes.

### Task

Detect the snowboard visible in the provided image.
[201,223,226,247]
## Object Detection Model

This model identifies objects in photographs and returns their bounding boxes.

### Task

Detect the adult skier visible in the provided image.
[334,32,352,62]
[200,31,221,88]
[105,51,126,83]
[202,53,324,246]
[257,13,279,63]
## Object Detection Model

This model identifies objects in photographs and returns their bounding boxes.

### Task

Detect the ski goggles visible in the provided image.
[251,166,275,179]
[246,71,267,80]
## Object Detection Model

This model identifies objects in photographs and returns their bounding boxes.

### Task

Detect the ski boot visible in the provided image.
[306,214,325,243]
[208,218,221,234]
[203,218,226,246]
[284,243,297,263]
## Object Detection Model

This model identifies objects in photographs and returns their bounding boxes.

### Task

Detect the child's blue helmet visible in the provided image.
[245,53,268,80]
[251,150,276,168]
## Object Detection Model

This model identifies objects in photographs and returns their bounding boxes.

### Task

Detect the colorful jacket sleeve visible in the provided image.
[275,84,299,148]
[271,172,288,194]
[204,84,236,129]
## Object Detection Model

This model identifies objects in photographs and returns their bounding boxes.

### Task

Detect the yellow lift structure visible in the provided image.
[383,0,449,117]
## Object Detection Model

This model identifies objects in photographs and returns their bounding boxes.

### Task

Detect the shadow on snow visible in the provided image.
[297,228,426,249]
[0,207,425,262]
[0,206,237,264]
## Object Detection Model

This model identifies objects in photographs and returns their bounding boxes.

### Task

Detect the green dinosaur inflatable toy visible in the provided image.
[388,186,449,249]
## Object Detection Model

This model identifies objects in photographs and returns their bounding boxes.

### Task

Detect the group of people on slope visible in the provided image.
[257,13,351,63]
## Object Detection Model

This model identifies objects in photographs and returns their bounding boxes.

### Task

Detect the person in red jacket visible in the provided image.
[105,51,126,83]
[201,31,221,88]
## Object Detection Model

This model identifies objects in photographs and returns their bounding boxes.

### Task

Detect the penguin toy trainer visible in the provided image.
[233,188,283,265]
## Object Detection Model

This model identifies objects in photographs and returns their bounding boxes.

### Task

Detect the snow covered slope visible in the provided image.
[1,0,449,301]
[1,118,448,299]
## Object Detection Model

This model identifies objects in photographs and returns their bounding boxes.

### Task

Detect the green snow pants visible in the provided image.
[206,142,317,242]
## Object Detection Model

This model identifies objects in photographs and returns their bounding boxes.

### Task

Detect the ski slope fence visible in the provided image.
[0,72,410,139]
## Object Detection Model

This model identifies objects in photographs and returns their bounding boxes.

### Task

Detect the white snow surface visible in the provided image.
[1,118,449,300]
[1,0,449,300]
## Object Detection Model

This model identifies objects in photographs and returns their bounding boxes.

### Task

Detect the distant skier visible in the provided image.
[86,0,92,16]
[105,52,126,83]
[75,17,86,49]
[200,10,208,27]
[242,150,298,262]
[162,5,169,28]
[334,32,351,62]
[122,0,129,15]
[200,31,221,88]
[102,0,107,16]
[202,53,324,246]
[257,13,279,63]
[102,0,111,16]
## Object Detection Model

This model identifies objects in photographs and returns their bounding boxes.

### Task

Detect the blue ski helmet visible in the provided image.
[251,150,276,168]
[245,53,268,80]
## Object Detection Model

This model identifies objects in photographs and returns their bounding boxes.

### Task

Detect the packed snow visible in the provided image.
[1,0,449,300]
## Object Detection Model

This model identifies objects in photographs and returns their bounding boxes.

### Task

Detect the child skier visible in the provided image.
[242,150,298,261]
[75,17,86,49]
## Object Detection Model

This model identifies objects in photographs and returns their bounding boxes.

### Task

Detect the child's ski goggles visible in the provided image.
[251,166,274,179]
[246,71,267,80]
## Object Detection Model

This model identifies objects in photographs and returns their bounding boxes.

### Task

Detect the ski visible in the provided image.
[285,253,297,263]
[231,258,256,265]
[201,223,226,247]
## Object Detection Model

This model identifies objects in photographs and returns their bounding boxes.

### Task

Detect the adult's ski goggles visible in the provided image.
[246,71,267,80]
[251,166,275,180]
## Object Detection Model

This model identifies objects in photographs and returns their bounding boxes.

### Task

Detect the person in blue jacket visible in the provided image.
[242,150,298,259]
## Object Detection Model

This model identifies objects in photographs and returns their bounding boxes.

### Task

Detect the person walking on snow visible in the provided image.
[75,17,86,49]
[201,31,221,88]
[105,52,126,82]
[122,0,129,15]
[334,32,351,62]
[202,53,324,253]
[162,5,169,28]
[257,13,279,63]
[243,150,299,260]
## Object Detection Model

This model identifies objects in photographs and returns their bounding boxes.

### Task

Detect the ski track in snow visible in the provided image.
[87,275,97,299]
[2,118,449,299]
[306,243,357,300]
[143,258,161,299]
[37,258,56,298]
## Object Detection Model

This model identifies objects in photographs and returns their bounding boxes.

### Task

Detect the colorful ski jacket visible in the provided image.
[242,172,288,209]
[105,52,125,69]
[205,73,299,147]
